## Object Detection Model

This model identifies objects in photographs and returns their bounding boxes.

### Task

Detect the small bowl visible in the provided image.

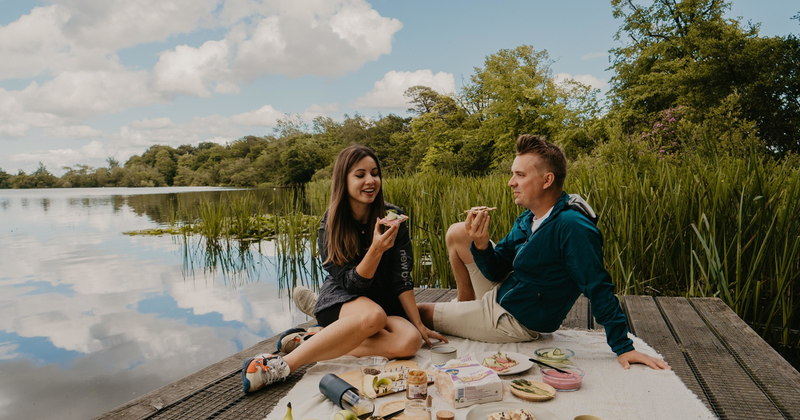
[534,347,574,364]
[357,356,388,376]
[541,366,585,391]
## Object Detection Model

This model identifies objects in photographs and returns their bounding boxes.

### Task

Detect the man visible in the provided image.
[418,134,669,370]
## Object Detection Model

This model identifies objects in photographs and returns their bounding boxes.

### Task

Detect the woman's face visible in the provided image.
[346,156,381,211]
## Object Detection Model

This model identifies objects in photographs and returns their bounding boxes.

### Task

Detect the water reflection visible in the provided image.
[0,187,316,420]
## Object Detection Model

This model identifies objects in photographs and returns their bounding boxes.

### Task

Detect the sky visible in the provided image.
[0,0,797,176]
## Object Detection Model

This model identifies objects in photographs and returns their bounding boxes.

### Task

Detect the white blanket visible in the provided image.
[264,330,716,420]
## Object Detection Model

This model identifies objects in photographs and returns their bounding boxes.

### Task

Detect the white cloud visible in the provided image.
[0,124,28,138]
[230,105,284,126]
[0,6,72,80]
[153,40,235,98]
[554,72,608,90]
[581,52,608,60]
[11,141,111,170]
[18,70,164,119]
[231,0,403,80]
[43,125,103,138]
[0,1,219,80]
[303,103,339,120]
[60,0,220,50]
[354,70,455,109]
[130,118,174,129]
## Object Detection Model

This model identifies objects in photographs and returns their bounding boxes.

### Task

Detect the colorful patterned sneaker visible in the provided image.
[241,353,290,393]
[293,286,318,317]
[277,327,320,354]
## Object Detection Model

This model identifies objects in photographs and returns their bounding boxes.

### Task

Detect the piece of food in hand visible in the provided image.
[378,210,409,227]
[464,206,497,214]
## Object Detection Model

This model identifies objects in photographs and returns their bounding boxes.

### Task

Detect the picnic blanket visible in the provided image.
[263,329,716,420]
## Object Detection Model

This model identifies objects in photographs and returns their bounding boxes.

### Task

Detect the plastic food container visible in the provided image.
[540,366,585,391]
[534,347,574,364]
[357,356,388,376]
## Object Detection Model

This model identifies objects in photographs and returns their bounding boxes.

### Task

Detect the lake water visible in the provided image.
[0,187,316,420]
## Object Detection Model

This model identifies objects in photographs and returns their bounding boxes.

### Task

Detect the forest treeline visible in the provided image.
[2,0,799,189]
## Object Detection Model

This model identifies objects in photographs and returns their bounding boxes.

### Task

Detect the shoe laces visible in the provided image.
[256,355,288,384]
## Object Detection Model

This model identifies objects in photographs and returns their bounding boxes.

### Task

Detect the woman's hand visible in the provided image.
[415,323,449,348]
[465,210,491,251]
[370,217,399,254]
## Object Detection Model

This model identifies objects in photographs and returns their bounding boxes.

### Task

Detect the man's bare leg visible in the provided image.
[418,302,435,329]
[447,222,477,301]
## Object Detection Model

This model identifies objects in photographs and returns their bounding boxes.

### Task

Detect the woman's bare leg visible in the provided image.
[347,316,422,358]
[282,297,422,372]
[447,222,477,301]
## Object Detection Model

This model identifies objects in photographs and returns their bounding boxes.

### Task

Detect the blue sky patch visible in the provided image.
[0,330,83,367]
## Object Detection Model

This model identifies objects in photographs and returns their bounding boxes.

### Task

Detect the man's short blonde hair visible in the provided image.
[516,134,567,189]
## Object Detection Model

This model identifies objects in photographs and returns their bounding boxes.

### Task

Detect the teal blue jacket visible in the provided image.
[471,192,635,356]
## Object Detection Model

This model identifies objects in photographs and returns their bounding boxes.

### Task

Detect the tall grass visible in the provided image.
[566,153,800,346]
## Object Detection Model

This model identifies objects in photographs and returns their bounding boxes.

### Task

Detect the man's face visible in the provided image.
[508,153,548,210]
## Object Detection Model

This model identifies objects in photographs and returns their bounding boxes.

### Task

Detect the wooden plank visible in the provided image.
[623,296,712,413]
[414,287,442,303]
[93,319,319,420]
[562,294,590,329]
[657,297,783,420]
[692,298,800,419]
[434,289,457,302]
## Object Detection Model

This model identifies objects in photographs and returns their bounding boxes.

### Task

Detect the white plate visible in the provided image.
[478,351,535,375]
[466,402,560,420]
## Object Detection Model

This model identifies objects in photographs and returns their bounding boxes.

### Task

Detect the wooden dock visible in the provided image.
[95,290,800,420]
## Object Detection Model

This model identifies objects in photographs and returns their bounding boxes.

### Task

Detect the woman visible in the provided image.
[242,145,447,393]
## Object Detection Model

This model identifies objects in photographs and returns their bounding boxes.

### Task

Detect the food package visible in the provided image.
[432,353,503,408]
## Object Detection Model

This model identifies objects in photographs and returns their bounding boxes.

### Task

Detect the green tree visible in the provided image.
[32,162,58,188]
[9,170,35,189]
[154,149,177,185]
[609,0,800,154]
[0,168,10,188]
[281,138,325,185]
[58,165,97,188]
[463,45,601,161]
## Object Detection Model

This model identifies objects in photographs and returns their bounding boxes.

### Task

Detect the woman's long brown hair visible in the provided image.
[324,145,387,266]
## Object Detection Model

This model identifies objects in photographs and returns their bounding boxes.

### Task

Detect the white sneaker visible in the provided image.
[241,353,290,393]
[293,286,318,317]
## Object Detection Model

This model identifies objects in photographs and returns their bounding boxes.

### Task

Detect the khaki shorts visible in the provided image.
[466,262,494,299]
[433,285,540,343]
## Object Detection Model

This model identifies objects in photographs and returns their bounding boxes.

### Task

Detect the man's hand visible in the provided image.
[464,210,491,250]
[618,350,671,370]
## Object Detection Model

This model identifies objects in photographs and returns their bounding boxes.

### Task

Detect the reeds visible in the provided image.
[566,152,800,346]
